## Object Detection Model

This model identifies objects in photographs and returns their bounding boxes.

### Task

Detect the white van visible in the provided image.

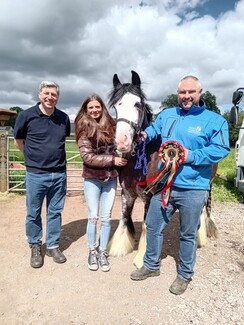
[230,88,244,193]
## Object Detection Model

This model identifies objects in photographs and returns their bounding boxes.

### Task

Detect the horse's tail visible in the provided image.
[206,217,218,239]
[205,188,218,239]
[198,185,218,247]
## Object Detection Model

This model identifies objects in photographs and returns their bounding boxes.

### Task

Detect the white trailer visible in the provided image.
[230,88,244,193]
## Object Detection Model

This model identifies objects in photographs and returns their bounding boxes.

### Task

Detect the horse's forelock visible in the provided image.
[108,83,146,108]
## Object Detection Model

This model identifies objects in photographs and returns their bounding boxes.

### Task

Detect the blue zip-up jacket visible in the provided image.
[144,101,230,190]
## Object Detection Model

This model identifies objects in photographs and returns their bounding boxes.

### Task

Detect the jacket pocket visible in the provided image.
[162,117,178,138]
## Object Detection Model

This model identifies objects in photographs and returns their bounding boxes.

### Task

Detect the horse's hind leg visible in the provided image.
[133,193,151,269]
[108,190,136,256]
[133,223,146,269]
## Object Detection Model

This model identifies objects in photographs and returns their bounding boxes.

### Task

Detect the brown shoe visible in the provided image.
[169,276,191,295]
[30,244,43,268]
[46,248,67,264]
[130,266,160,281]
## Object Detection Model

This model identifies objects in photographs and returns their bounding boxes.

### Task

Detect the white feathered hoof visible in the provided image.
[108,219,135,256]
[198,208,207,248]
[133,223,146,269]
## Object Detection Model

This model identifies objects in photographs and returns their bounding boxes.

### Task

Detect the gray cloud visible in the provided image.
[0,0,243,119]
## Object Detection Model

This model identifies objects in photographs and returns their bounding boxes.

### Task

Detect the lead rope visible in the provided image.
[134,137,148,176]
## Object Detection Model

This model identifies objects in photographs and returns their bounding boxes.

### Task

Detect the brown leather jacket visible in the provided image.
[78,136,118,180]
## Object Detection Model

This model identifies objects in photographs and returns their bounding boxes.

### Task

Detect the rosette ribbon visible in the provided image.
[137,140,185,208]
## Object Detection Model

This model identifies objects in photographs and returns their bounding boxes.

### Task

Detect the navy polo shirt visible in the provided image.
[14,103,71,172]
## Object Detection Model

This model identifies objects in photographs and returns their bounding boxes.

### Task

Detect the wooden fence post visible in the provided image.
[0,129,8,192]
[0,108,17,192]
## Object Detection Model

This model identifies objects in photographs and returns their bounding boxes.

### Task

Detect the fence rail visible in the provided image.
[7,136,84,194]
[7,136,122,195]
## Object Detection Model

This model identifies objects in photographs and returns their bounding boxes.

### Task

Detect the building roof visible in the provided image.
[0,108,17,116]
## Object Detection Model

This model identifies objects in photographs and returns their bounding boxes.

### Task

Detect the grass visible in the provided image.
[212,148,244,203]
[7,137,244,203]
[9,137,82,163]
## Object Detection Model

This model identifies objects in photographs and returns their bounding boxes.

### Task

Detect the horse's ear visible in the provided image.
[113,74,121,87]
[131,70,141,87]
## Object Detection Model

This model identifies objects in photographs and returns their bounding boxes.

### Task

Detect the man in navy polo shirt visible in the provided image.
[14,81,71,268]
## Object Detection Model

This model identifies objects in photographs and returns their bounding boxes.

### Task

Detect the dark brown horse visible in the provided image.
[107,70,217,268]
[107,70,160,266]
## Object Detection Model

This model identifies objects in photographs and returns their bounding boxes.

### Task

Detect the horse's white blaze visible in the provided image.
[115,122,133,152]
[115,93,140,153]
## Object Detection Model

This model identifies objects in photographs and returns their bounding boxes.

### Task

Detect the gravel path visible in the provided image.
[0,194,243,325]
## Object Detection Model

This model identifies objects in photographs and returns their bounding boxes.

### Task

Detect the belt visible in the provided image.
[138,140,185,208]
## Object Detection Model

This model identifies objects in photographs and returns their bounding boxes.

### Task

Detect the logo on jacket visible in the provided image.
[188,126,202,134]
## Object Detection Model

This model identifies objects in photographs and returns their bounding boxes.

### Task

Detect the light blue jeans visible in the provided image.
[144,187,208,280]
[25,171,67,249]
[84,177,117,251]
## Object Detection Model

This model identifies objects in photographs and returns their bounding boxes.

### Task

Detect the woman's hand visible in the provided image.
[114,157,128,167]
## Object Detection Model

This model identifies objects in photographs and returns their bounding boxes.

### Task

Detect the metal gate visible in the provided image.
[7,136,83,194]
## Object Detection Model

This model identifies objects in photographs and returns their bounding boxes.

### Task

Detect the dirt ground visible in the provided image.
[0,192,243,325]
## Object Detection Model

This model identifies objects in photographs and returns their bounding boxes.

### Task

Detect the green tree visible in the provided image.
[201,91,220,114]
[223,109,244,146]
[5,107,23,127]
[160,91,221,114]
[161,94,178,109]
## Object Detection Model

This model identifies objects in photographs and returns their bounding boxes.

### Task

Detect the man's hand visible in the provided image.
[140,131,148,141]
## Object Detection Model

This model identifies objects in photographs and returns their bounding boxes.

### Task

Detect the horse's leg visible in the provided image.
[108,190,137,256]
[133,223,146,269]
[133,192,151,268]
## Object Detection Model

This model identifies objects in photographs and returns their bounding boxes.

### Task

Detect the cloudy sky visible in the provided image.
[0,0,244,120]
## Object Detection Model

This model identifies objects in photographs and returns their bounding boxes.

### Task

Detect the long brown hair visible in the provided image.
[74,94,116,144]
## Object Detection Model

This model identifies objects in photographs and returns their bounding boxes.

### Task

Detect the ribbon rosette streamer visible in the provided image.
[138,140,185,208]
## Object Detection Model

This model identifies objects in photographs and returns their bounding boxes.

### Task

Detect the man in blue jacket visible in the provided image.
[130,75,230,295]
[14,81,70,268]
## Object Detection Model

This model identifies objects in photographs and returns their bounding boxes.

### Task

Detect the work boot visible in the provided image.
[169,276,191,295]
[130,266,160,281]
[46,248,67,264]
[98,250,110,272]
[88,249,99,271]
[30,244,43,268]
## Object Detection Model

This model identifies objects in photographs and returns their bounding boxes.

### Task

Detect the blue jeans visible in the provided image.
[84,177,117,251]
[25,171,67,249]
[144,187,208,280]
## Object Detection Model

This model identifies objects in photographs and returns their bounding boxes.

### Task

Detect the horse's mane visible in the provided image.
[108,82,154,125]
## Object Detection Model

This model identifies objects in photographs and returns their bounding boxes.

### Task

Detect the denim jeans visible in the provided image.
[25,171,67,249]
[144,187,208,280]
[84,177,117,251]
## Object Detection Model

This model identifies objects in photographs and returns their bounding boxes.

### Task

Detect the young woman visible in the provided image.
[74,94,127,272]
